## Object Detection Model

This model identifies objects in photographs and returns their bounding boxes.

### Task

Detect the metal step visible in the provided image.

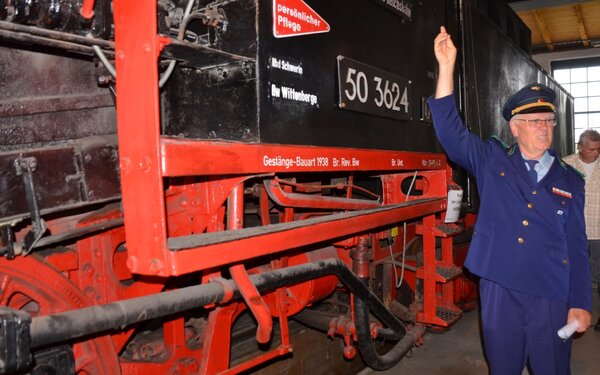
[435,264,462,281]
[436,306,462,326]
[435,223,463,237]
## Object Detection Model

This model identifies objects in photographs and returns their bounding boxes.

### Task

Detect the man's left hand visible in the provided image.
[568,308,592,333]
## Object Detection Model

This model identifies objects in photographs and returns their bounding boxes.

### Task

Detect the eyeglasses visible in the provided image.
[513,118,557,127]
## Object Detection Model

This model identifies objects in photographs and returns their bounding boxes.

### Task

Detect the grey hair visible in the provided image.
[578,129,600,145]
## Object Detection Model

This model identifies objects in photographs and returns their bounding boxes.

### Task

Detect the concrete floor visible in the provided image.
[360,288,600,375]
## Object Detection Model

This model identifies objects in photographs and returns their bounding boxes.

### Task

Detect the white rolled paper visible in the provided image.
[557,320,579,339]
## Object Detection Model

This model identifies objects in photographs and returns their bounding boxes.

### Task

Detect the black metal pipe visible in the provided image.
[1,219,124,260]
[34,218,124,250]
[0,29,98,56]
[293,308,401,341]
[347,236,415,370]
[0,21,114,49]
[29,258,409,352]
[290,278,414,369]
[249,259,408,336]
[354,293,415,370]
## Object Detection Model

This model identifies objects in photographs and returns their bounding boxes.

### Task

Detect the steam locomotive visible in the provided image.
[0,0,573,374]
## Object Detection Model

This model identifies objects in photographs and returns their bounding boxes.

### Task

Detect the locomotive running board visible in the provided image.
[166,197,446,275]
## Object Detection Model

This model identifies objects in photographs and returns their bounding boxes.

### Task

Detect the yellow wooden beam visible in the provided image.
[573,4,590,48]
[533,9,554,52]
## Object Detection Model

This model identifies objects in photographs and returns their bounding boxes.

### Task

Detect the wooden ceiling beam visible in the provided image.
[573,4,590,48]
[532,9,555,51]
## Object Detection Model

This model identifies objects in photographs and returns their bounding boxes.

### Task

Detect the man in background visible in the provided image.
[564,129,600,330]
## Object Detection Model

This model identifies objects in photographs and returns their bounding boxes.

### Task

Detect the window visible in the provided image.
[552,58,600,143]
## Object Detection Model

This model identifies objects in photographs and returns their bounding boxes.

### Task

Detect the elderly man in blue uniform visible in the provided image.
[428,27,592,374]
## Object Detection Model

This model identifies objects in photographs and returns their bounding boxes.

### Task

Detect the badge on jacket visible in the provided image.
[552,187,572,199]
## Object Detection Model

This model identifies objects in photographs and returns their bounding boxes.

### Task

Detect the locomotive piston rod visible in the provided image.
[0,258,415,374]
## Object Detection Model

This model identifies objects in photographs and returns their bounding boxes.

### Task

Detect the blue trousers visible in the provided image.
[479,278,572,375]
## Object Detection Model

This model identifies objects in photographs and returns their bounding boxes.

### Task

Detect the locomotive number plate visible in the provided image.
[337,56,411,121]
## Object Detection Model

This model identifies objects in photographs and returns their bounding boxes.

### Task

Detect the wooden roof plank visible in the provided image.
[573,4,590,48]
[533,9,555,51]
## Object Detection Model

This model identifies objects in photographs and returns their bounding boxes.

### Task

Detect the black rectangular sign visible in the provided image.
[337,56,411,121]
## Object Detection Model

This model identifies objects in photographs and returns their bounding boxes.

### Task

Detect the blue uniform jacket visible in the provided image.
[428,94,592,311]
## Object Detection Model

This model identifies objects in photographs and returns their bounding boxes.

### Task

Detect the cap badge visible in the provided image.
[531,86,541,91]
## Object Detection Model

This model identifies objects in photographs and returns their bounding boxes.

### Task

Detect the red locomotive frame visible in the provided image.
[110,2,469,372]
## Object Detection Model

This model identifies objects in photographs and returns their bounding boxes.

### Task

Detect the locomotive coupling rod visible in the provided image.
[0,21,114,49]
[0,259,411,371]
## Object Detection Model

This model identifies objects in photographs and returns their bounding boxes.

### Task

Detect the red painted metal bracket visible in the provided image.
[114,0,169,276]
[161,138,446,176]
[80,0,95,19]
[264,179,380,210]
[227,184,273,344]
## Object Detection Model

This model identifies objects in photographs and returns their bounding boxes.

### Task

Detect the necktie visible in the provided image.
[525,159,539,185]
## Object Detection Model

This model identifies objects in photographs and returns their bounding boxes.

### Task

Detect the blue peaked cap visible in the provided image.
[502,83,556,121]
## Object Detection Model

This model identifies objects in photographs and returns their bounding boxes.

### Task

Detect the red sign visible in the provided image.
[273,0,330,38]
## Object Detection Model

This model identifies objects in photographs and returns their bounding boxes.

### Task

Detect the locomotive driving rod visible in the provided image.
[0,259,415,372]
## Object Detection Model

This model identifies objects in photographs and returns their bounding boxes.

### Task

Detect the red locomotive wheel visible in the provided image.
[0,256,121,374]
